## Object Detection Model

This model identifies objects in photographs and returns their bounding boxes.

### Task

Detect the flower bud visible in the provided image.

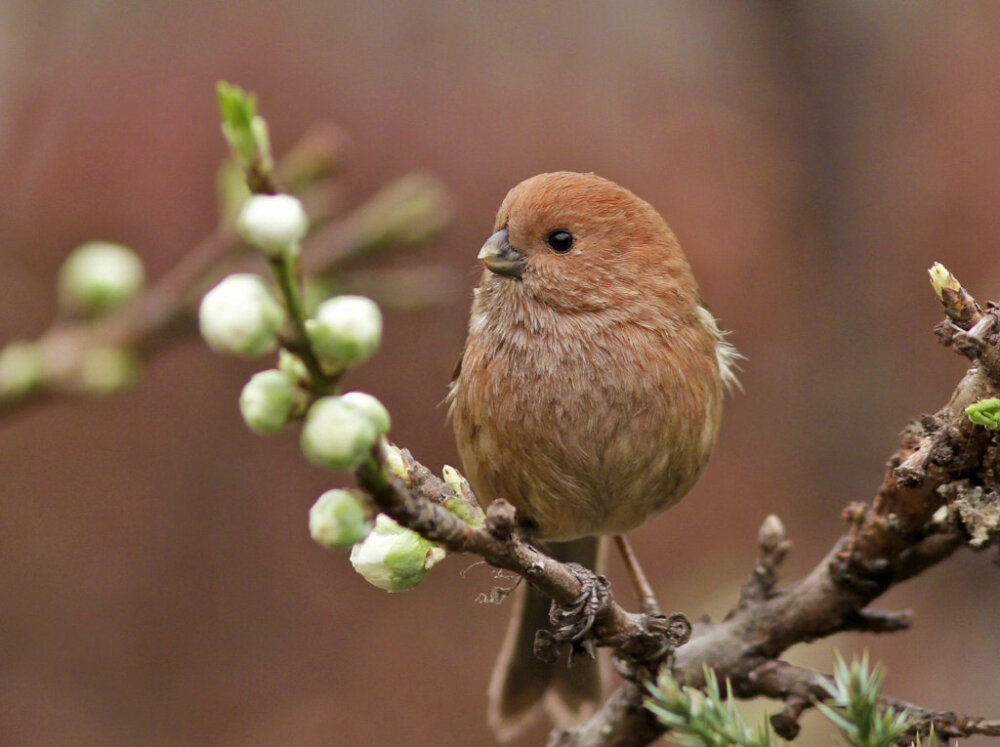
[300,395,377,470]
[58,241,145,315]
[309,489,372,550]
[237,193,308,257]
[239,369,297,434]
[339,391,391,436]
[0,341,44,398]
[349,514,445,592]
[79,347,139,395]
[199,274,283,357]
[305,295,382,369]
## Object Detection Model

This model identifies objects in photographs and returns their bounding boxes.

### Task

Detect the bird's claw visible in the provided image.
[548,563,610,646]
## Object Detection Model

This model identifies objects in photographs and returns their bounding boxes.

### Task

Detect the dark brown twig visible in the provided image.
[614,535,661,616]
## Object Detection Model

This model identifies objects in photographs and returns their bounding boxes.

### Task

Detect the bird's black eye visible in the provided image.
[546,230,574,254]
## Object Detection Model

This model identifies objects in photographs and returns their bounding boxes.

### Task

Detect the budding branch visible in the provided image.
[0,124,453,420]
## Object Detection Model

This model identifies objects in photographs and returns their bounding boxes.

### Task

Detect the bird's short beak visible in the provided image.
[478,229,526,278]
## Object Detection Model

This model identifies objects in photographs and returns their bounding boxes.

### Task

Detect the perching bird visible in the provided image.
[449,171,737,740]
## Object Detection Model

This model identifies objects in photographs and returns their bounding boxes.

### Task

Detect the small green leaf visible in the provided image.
[216,81,273,172]
[966,398,1000,429]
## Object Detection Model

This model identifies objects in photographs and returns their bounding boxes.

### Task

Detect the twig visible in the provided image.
[355,443,684,669]
[614,535,661,616]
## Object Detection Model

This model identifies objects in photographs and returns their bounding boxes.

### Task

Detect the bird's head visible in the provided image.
[477,171,698,316]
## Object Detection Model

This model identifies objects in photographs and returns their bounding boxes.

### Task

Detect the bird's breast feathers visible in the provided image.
[452,288,726,540]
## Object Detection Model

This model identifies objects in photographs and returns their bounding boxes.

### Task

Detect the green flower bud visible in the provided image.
[58,241,145,315]
[79,347,139,395]
[239,369,297,434]
[300,395,378,470]
[309,488,372,550]
[339,391,390,436]
[305,295,382,369]
[199,274,282,357]
[349,514,445,592]
[0,341,44,398]
[237,193,308,258]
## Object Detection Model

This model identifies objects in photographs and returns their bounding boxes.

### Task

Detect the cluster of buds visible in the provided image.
[199,187,445,592]
[198,192,385,435]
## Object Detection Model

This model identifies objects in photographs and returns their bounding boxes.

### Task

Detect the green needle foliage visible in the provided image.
[647,655,925,747]
[817,653,912,747]
[646,667,772,747]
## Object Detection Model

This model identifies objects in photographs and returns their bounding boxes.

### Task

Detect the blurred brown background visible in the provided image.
[1,2,998,745]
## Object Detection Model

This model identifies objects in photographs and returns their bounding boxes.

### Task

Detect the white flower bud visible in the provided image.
[199,274,283,357]
[58,241,145,315]
[237,193,308,257]
[349,514,445,592]
[239,369,297,434]
[339,390,391,436]
[300,395,378,470]
[0,341,44,398]
[79,347,139,395]
[305,295,382,369]
[309,489,372,550]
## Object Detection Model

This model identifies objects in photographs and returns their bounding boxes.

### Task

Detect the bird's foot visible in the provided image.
[547,563,610,662]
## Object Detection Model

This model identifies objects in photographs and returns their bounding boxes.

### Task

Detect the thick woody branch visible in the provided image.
[361,265,999,746]
[550,268,1000,745]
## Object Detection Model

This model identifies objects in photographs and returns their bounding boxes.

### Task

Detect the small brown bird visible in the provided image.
[449,172,737,740]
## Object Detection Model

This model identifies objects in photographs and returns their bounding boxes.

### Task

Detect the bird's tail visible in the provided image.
[487,536,604,742]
